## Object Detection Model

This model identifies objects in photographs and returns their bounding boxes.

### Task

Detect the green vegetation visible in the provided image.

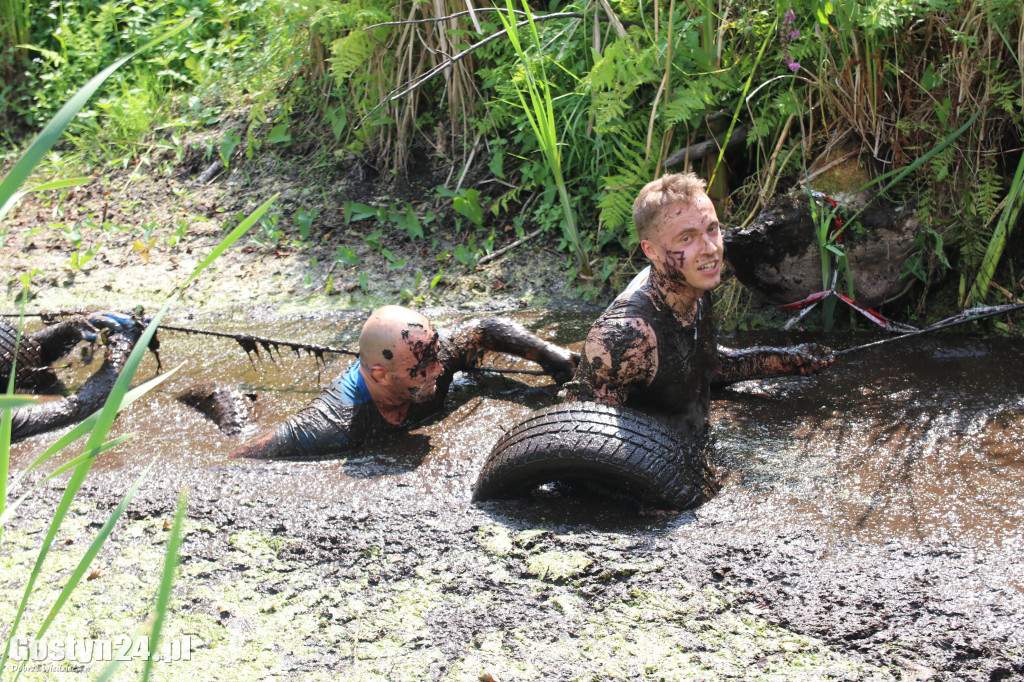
[2,0,1023,318]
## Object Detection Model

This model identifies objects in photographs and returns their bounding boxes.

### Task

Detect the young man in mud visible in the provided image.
[561,172,834,440]
[2,312,146,441]
[231,305,577,459]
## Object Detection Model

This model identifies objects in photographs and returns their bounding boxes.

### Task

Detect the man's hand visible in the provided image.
[539,349,580,385]
[81,312,141,341]
[778,343,834,376]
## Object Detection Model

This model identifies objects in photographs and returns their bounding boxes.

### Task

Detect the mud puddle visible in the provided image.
[10,311,1024,546]
[6,309,1024,680]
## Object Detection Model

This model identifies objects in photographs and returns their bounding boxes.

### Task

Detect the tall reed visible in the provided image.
[497,0,592,278]
[0,0,31,91]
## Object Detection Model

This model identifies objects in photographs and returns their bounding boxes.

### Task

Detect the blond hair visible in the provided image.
[632,172,708,241]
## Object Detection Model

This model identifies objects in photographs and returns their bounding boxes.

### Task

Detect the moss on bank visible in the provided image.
[2,509,894,680]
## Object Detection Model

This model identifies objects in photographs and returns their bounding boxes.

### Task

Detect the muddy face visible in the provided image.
[396,328,443,402]
[642,197,723,293]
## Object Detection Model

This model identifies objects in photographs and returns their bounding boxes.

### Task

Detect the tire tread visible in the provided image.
[473,401,715,509]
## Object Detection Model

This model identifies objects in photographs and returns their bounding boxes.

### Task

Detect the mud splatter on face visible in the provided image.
[663,249,689,283]
[381,349,393,360]
[405,330,440,378]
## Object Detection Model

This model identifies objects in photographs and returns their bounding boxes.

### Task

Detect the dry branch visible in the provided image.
[357,10,639,128]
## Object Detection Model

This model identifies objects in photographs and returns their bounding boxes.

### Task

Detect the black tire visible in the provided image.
[0,320,44,389]
[473,401,717,510]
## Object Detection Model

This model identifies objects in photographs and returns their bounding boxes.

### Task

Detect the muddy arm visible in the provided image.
[230,383,361,459]
[560,318,657,405]
[25,319,89,367]
[21,312,141,369]
[441,318,578,384]
[9,329,141,442]
[713,343,834,386]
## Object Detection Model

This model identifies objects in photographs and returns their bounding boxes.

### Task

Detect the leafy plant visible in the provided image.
[437,187,484,228]
[219,128,242,170]
[497,0,592,278]
[295,206,318,241]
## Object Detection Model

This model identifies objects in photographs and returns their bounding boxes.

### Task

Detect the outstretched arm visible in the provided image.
[230,380,363,460]
[560,317,657,405]
[441,318,579,384]
[10,327,142,442]
[25,312,139,368]
[713,343,833,386]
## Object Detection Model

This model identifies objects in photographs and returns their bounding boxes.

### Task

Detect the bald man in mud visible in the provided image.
[232,306,577,459]
[562,172,833,439]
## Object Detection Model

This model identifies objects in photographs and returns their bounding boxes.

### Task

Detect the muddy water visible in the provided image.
[713,331,1024,549]
[9,310,1023,549]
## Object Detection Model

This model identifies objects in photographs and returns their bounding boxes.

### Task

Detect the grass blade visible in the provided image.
[182,193,279,290]
[0,433,135,529]
[95,490,187,682]
[142,490,187,682]
[0,396,38,409]
[0,309,28,547]
[4,366,180,499]
[33,464,152,638]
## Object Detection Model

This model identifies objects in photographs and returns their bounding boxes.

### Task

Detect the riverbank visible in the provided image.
[0,152,621,316]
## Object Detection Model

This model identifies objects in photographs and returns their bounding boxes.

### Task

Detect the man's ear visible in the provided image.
[368,365,390,385]
[640,238,660,265]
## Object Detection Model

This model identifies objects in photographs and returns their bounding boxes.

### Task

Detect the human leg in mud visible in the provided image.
[3,313,146,441]
[231,306,578,460]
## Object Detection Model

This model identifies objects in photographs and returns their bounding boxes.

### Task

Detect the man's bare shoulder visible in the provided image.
[562,316,658,406]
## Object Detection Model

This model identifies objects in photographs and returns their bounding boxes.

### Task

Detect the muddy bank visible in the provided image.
[0,160,617,314]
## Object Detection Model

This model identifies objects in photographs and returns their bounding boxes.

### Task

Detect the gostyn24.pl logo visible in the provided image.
[8,635,193,663]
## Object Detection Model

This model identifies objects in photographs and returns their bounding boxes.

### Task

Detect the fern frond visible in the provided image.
[330,31,374,84]
[491,185,526,217]
[664,82,710,127]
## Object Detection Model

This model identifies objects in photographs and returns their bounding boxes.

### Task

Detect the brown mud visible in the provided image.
[1,158,1022,680]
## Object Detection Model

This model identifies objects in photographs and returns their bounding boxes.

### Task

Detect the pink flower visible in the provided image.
[781,6,801,73]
